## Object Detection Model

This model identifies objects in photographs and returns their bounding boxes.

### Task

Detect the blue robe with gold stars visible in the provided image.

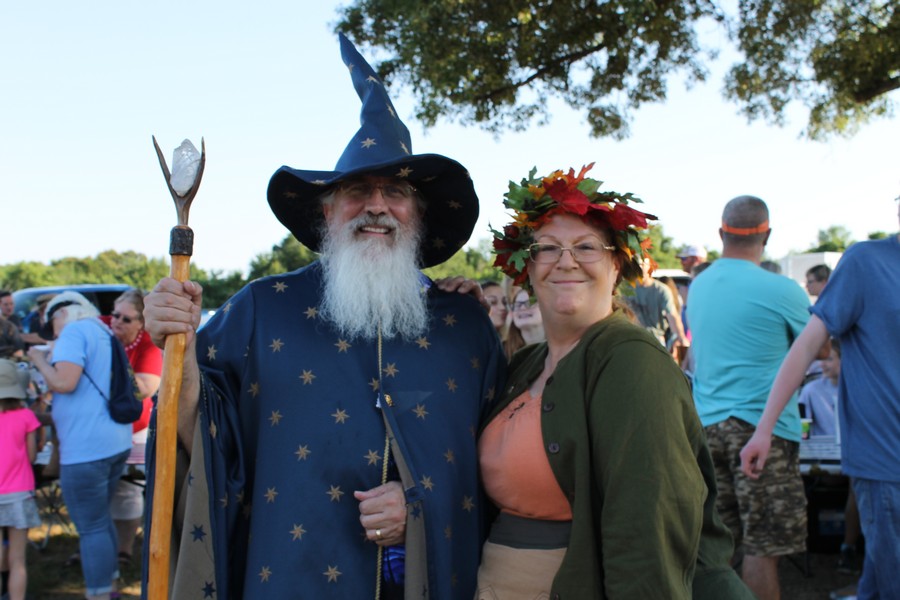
[143,262,506,599]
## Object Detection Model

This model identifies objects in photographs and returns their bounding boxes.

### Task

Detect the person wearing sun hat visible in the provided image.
[142,34,505,599]
[479,165,752,598]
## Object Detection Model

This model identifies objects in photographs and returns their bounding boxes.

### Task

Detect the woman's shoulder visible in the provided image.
[581,311,662,353]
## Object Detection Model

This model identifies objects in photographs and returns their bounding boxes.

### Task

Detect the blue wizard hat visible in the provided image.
[267,34,479,268]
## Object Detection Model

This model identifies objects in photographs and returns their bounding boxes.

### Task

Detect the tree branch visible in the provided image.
[853,76,900,103]
[473,42,606,102]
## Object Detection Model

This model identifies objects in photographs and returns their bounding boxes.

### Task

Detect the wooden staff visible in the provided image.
[148,136,205,600]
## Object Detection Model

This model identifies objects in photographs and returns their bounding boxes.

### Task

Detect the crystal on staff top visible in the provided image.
[170,139,201,196]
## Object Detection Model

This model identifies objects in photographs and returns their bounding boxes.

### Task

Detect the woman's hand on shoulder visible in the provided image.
[433,277,487,310]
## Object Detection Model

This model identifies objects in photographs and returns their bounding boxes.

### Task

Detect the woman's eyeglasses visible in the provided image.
[338,180,417,201]
[512,300,534,311]
[111,312,137,324]
[528,242,615,264]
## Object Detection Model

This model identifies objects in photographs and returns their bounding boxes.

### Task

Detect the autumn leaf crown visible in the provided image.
[490,163,656,289]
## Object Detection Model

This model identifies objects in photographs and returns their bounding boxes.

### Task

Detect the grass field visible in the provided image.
[23,482,143,599]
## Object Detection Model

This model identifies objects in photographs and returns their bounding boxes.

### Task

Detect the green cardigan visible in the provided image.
[482,311,752,599]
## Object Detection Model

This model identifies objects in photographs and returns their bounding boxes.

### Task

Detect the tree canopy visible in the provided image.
[337,0,897,139]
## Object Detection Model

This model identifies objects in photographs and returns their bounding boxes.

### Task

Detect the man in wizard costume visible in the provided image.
[141,34,505,599]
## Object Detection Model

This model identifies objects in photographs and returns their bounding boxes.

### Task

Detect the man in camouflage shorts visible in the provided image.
[706,417,807,555]
[687,196,811,600]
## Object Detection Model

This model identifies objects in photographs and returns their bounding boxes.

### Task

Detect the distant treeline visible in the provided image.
[0,225,755,309]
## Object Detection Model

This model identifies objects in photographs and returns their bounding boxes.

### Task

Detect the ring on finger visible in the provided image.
[375,529,382,540]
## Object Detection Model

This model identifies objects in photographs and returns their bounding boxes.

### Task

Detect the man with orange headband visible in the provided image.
[686,195,811,600]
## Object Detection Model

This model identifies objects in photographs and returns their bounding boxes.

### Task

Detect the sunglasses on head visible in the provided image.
[111,312,137,324]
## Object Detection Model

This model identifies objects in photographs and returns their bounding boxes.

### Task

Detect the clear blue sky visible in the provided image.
[3,2,898,275]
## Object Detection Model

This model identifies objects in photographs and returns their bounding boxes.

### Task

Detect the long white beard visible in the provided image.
[319,212,429,341]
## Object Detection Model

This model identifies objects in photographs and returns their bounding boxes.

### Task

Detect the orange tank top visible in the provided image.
[478,390,573,521]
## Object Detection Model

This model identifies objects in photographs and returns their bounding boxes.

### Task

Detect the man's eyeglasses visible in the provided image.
[528,242,615,264]
[111,312,138,324]
[338,180,417,201]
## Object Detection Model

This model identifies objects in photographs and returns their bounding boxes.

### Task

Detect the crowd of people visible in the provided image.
[0,288,160,600]
[0,32,896,600]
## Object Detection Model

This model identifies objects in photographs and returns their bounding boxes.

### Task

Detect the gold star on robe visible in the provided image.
[400,141,409,154]
[420,475,434,491]
[236,489,245,504]
[369,378,379,392]
[448,200,462,209]
[331,408,349,424]
[365,449,382,465]
[443,314,457,327]
[396,166,413,178]
[207,345,218,360]
[444,449,455,464]
[259,566,272,582]
[324,565,342,583]
[462,496,475,512]
[304,306,318,319]
[269,410,283,426]
[209,421,218,438]
[264,487,278,503]
[432,237,446,249]
[444,525,453,539]
[361,137,376,148]
[415,336,431,350]
[222,301,233,314]
[295,444,311,460]
[270,339,284,352]
[446,378,457,392]
[470,357,480,370]
[219,494,228,508]
[300,370,316,385]
[290,524,306,540]
[383,363,399,377]
[272,281,287,293]
[413,404,428,419]
[248,382,260,397]
[366,75,378,83]
[327,485,345,502]
[335,339,351,353]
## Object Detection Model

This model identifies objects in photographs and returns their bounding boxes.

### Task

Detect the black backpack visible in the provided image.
[83,322,144,424]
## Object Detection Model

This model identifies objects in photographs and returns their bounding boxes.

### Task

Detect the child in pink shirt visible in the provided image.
[0,359,42,600]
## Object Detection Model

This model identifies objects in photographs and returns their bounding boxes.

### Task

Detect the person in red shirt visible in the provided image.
[101,289,161,564]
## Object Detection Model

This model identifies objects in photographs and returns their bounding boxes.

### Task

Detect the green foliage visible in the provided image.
[423,242,500,281]
[807,225,854,252]
[725,0,898,139]
[0,262,56,289]
[247,235,319,281]
[868,231,889,240]
[647,226,681,269]
[339,0,712,139]
[337,0,897,139]
[0,251,170,292]
[193,269,248,309]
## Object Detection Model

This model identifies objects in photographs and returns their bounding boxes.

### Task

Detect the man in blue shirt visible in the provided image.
[743,198,900,600]
[687,195,810,600]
